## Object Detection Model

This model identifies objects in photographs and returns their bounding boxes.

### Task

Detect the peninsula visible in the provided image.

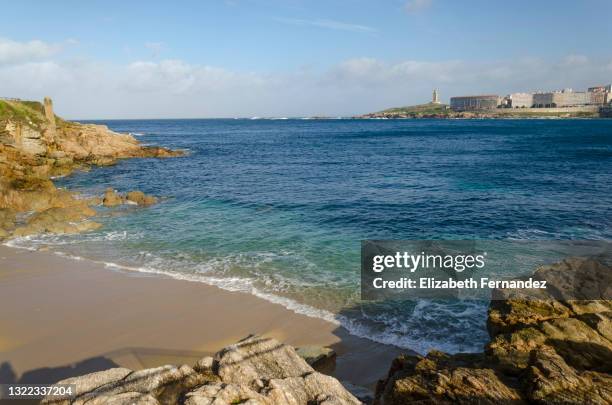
[0,97,182,240]
[360,86,612,119]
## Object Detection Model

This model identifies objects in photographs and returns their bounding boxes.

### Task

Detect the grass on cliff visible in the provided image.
[373,102,453,116]
[0,99,45,128]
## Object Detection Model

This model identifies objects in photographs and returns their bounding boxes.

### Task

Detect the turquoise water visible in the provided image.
[10,119,612,353]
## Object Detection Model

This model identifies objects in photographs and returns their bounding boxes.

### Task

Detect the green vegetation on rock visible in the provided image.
[379,102,451,115]
[0,99,45,128]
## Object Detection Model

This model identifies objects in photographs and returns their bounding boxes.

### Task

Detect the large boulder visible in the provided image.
[103,188,123,207]
[376,257,612,405]
[215,335,313,385]
[126,190,158,206]
[13,206,100,237]
[374,351,522,405]
[44,336,360,405]
[523,345,612,404]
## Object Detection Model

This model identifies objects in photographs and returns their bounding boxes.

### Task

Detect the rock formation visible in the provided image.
[375,257,612,404]
[43,335,360,405]
[0,97,182,240]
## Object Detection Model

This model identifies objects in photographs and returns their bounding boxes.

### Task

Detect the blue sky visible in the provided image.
[2,0,612,118]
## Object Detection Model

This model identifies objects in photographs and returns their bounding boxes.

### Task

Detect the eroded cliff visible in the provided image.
[0,97,182,239]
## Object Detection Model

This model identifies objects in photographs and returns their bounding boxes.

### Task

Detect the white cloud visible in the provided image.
[0,38,62,66]
[275,17,377,33]
[1,46,610,119]
[562,54,589,66]
[404,0,433,14]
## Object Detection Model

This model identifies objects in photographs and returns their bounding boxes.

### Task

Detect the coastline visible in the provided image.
[0,244,401,390]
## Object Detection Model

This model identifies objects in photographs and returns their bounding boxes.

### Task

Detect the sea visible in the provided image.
[8,118,612,354]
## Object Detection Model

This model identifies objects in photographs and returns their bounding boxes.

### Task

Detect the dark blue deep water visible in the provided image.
[12,119,612,353]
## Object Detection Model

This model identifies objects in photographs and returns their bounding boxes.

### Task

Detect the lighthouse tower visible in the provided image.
[432,89,441,104]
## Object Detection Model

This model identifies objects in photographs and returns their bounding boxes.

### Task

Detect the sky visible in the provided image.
[1,0,612,119]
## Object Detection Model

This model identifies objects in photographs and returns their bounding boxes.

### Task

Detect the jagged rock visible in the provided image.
[103,188,123,207]
[126,190,158,206]
[566,300,612,315]
[265,372,360,405]
[12,206,100,237]
[577,311,612,341]
[523,345,612,405]
[533,257,612,301]
[374,351,523,404]
[88,156,118,166]
[85,392,160,405]
[138,146,184,158]
[488,298,572,336]
[193,357,215,374]
[45,336,359,405]
[377,257,612,404]
[486,327,546,374]
[42,368,132,404]
[74,365,205,405]
[215,335,313,386]
[539,317,612,372]
[184,382,269,405]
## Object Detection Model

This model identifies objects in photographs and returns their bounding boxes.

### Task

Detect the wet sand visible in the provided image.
[0,245,402,390]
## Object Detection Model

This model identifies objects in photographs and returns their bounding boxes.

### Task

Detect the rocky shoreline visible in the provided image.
[2,98,611,404]
[374,257,612,404]
[0,97,183,240]
[37,257,612,405]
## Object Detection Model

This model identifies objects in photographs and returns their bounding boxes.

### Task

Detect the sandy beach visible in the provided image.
[0,245,401,390]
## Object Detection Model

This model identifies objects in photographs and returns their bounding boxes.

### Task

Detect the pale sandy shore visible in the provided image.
[0,245,402,390]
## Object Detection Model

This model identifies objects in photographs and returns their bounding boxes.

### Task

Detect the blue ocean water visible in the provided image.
[11,119,612,353]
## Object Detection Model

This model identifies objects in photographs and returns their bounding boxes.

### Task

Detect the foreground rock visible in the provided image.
[375,257,612,405]
[43,335,360,405]
[0,97,181,240]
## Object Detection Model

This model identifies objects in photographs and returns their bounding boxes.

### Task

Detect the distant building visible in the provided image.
[450,95,501,111]
[448,84,611,111]
[587,84,611,105]
[506,93,534,108]
[533,89,589,108]
[588,84,611,93]
[432,89,441,104]
[589,91,607,105]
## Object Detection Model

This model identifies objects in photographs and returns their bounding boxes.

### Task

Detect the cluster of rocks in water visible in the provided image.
[0,97,182,240]
[41,257,611,404]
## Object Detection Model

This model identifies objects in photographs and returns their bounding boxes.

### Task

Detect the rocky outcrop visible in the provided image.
[375,257,612,405]
[102,189,159,207]
[126,190,158,206]
[43,335,360,405]
[0,97,182,240]
[103,188,123,207]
